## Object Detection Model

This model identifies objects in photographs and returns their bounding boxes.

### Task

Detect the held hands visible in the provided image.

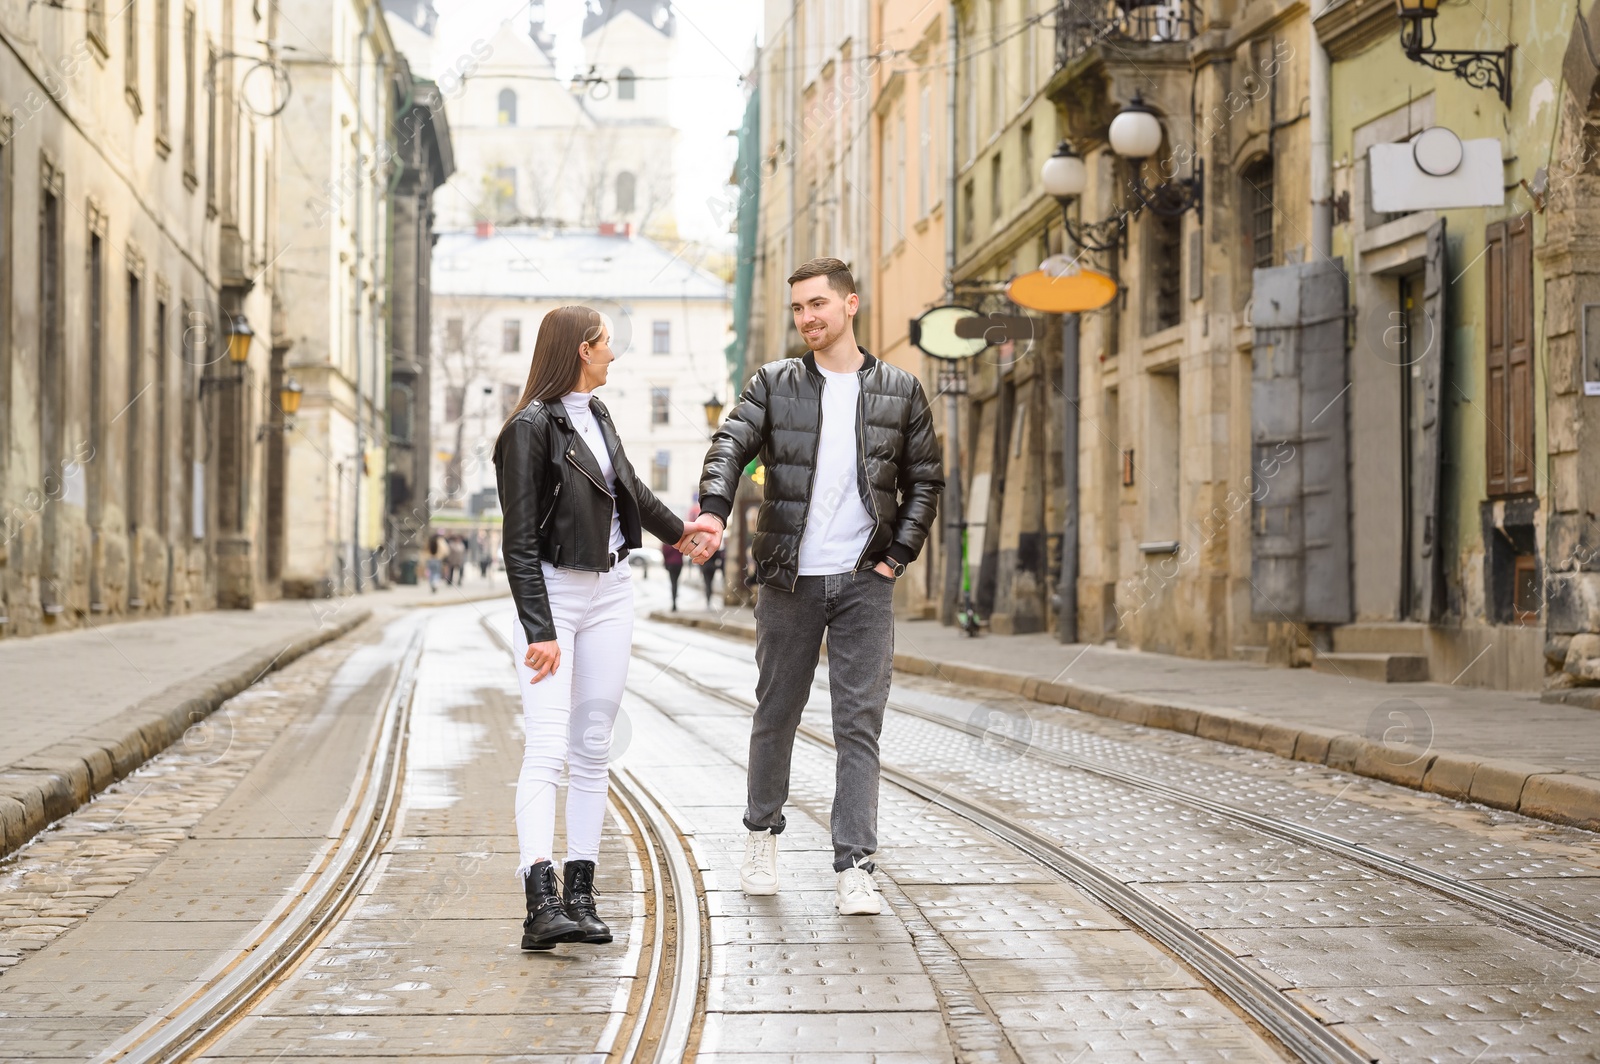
[677,514,725,565]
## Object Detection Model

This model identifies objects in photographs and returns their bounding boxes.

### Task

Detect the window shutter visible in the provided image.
[1507,213,1535,495]
[1484,220,1509,497]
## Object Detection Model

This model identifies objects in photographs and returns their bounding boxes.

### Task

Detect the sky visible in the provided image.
[427,0,763,245]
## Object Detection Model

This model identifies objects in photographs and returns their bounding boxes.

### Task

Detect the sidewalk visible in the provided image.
[0,574,511,858]
[652,605,1600,833]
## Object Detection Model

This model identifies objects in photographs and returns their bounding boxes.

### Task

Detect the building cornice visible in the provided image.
[1313,0,1399,62]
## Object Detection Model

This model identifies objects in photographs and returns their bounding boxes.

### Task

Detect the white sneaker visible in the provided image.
[835,859,883,915]
[739,830,778,895]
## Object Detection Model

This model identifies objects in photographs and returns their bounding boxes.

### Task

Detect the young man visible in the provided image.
[687,258,943,915]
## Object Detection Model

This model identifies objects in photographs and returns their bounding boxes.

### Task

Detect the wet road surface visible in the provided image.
[0,591,1596,1062]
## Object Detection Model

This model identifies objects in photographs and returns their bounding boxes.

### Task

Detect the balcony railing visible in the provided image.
[1056,0,1200,67]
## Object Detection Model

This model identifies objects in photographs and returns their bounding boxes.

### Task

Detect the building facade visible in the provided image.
[0,0,282,636]
[430,227,730,530]
[436,1,679,237]
[274,0,404,598]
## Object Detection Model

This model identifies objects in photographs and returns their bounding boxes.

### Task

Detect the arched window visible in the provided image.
[1241,156,1274,270]
[497,88,517,126]
[617,67,636,100]
[616,171,636,213]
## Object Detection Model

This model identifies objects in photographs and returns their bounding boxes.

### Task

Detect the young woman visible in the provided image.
[494,305,713,950]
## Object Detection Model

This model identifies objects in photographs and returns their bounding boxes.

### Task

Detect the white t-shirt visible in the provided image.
[559,391,626,553]
[797,366,877,575]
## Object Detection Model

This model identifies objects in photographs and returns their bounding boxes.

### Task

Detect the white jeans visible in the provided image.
[512,560,634,879]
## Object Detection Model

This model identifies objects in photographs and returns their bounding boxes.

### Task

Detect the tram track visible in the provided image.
[99,627,425,1064]
[660,625,1600,957]
[630,641,1371,1064]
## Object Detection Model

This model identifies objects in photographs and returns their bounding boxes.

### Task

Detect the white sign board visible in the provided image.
[1370,137,1503,213]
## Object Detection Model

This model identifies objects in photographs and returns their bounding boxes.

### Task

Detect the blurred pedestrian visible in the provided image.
[700,547,723,609]
[661,542,684,611]
[477,531,493,578]
[426,533,447,592]
[495,304,720,952]
[448,535,467,585]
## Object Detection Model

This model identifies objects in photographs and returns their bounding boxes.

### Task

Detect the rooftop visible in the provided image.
[432,227,727,302]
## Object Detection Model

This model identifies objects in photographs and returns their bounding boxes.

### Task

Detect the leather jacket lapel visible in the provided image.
[551,406,612,498]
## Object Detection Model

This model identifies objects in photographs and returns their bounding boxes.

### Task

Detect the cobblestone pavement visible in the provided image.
[0,584,1595,1061]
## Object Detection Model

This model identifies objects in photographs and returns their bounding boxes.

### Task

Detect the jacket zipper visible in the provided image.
[852,367,882,574]
[566,448,615,499]
[537,482,562,531]
[789,374,825,592]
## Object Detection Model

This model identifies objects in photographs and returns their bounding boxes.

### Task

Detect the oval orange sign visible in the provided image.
[1007,266,1119,313]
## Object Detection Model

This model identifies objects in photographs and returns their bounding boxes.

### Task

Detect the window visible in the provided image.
[1146,369,1180,542]
[1146,212,1184,333]
[126,273,142,541]
[1019,121,1034,197]
[502,319,521,353]
[651,449,670,492]
[1242,157,1274,270]
[182,5,196,184]
[962,14,976,161]
[962,178,975,245]
[650,387,670,425]
[618,67,636,100]
[445,317,464,351]
[616,171,636,213]
[205,44,217,214]
[1021,0,1036,97]
[652,320,670,354]
[879,122,892,253]
[895,107,906,238]
[444,385,465,422]
[1485,214,1536,497]
[990,152,1002,223]
[125,0,140,106]
[155,300,169,537]
[155,0,170,148]
[918,84,932,217]
[988,1,1003,135]
[88,0,107,53]
[497,88,517,125]
[88,234,105,556]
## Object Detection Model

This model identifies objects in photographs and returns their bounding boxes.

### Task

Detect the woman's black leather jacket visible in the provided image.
[494,396,684,643]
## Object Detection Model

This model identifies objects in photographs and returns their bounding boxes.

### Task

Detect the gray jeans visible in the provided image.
[745,571,896,872]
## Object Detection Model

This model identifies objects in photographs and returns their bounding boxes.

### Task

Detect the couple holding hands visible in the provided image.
[493,258,944,950]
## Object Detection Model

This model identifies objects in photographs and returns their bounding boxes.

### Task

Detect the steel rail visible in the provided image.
[633,645,1373,1064]
[883,695,1600,958]
[663,625,1600,957]
[611,767,705,1064]
[104,625,424,1064]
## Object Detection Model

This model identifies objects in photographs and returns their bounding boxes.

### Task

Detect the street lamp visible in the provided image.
[1109,93,1204,221]
[1041,141,1126,253]
[704,395,725,428]
[227,314,255,364]
[1395,0,1512,106]
[280,375,303,417]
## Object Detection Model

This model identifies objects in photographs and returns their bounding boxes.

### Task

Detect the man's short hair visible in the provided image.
[786,257,856,297]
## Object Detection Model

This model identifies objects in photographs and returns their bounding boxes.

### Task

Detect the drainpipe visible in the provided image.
[1310,0,1332,258]
[941,3,964,626]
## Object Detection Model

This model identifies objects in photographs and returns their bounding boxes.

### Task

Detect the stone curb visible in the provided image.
[0,609,372,858]
[650,611,1600,835]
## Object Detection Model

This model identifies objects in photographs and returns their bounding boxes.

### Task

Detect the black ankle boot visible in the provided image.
[521,861,585,950]
[563,860,612,944]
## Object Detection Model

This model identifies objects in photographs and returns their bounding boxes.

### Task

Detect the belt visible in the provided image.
[605,548,630,571]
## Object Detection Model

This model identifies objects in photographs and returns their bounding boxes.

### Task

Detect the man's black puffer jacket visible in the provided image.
[495,396,684,644]
[698,349,944,590]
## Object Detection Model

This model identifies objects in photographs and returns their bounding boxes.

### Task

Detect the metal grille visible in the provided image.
[1057,0,1200,66]
[1245,158,1274,270]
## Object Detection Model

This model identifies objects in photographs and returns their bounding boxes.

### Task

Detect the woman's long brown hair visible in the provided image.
[500,305,609,435]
